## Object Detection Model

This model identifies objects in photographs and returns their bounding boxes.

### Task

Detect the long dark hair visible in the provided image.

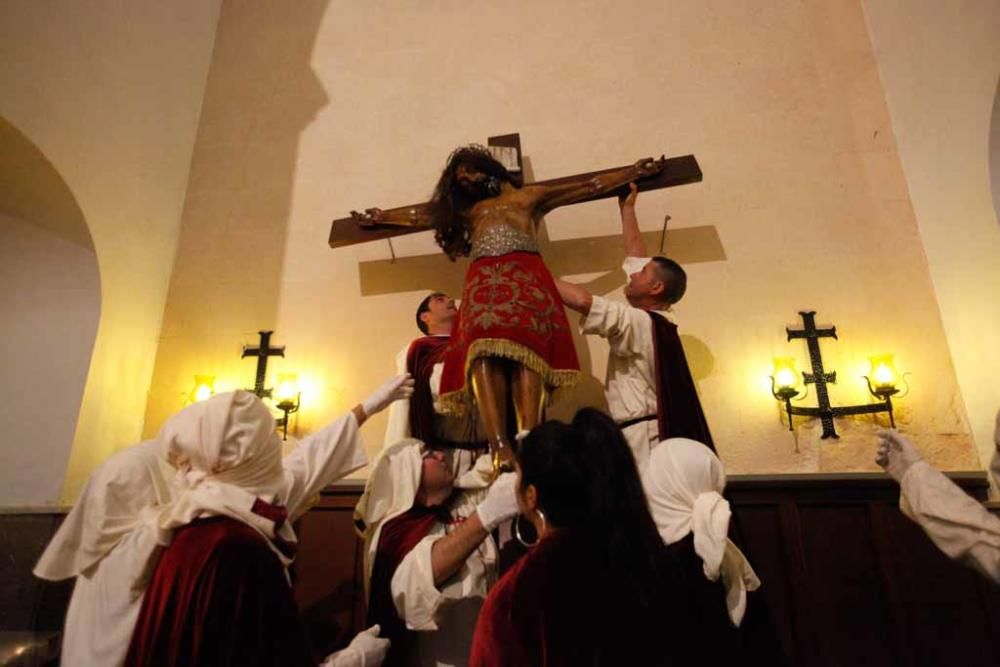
[516,408,667,605]
[429,144,515,260]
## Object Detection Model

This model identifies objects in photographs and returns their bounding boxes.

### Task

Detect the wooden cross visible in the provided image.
[328,133,703,249]
[242,330,285,399]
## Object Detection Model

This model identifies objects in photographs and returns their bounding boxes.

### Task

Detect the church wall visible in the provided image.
[862,0,1000,477]
[0,0,223,502]
[147,0,979,477]
[0,217,100,506]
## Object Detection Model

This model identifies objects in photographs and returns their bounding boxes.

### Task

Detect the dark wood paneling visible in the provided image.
[291,483,367,657]
[5,473,997,667]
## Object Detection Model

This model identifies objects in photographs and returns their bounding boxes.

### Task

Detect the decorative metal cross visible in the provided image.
[777,311,897,439]
[241,330,285,399]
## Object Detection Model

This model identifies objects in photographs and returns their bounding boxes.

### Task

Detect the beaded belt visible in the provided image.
[471,224,539,259]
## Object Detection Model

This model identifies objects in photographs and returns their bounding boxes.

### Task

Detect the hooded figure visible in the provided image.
[34,441,175,666]
[356,438,511,667]
[40,373,410,667]
[642,438,786,664]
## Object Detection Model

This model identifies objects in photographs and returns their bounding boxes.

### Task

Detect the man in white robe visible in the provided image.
[356,439,516,667]
[876,420,1000,584]
[384,292,485,477]
[34,373,413,667]
[555,184,710,467]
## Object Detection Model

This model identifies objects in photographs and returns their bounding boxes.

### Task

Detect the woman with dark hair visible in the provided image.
[361,145,665,474]
[468,408,686,666]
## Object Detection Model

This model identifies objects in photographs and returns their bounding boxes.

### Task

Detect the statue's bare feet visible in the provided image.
[491,442,516,478]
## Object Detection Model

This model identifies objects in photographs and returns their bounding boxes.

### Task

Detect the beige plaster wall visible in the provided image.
[0,216,100,505]
[862,0,1000,473]
[148,0,978,477]
[0,1,223,502]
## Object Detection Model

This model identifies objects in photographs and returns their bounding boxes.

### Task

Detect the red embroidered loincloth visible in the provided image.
[438,251,580,416]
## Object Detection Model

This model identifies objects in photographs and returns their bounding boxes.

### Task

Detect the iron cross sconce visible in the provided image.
[241,331,299,440]
[769,311,906,439]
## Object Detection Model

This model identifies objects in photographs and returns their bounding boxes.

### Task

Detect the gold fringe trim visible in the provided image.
[436,338,581,417]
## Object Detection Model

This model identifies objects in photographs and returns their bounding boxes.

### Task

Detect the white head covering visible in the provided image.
[642,438,761,627]
[151,390,294,567]
[34,441,174,581]
[355,438,425,595]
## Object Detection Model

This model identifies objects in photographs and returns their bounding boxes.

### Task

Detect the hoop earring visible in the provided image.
[514,510,545,548]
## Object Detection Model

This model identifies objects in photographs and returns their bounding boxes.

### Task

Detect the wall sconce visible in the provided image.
[189,375,215,404]
[274,372,301,441]
[768,311,907,439]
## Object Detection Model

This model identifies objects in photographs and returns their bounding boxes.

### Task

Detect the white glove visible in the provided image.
[361,374,414,419]
[476,472,519,531]
[875,429,923,481]
[321,625,390,667]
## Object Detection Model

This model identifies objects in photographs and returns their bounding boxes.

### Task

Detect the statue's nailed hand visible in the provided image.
[634,155,666,177]
[350,207,385,227]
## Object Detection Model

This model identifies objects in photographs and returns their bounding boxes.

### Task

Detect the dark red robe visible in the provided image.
[366,506,450,667]
[125,516,314,667]
[648,312,715,451]
[469,529,687,667]
[405,336,450,443]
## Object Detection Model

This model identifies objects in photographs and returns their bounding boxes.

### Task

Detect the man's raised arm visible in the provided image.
[555,278,593,315]
[619,182,647,258]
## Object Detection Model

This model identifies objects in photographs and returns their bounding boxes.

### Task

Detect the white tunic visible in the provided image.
[389,489,497,667]
[899,460,1000,584]
[58,413,366,667]
[580,257,666,468]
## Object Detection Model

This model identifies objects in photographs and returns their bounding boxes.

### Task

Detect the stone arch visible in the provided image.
[0,116,101,504]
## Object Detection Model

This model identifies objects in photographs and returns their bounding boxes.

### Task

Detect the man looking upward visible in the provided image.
[555,183,714,467]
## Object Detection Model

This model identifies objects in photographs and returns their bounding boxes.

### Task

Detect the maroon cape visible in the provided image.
[469,529,687,667]
[648,312,715,451]
[405,336,450,442]
[366,506,450,667]
[125,516,314,667]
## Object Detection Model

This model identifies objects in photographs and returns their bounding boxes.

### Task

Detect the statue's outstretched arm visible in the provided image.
[528,157,665,214]
[349,203,434,228]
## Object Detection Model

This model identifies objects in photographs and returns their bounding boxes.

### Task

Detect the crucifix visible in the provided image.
[328,134,702,249]
[329,135,703,471]
[242,330,285,399]
[775,311,897,439]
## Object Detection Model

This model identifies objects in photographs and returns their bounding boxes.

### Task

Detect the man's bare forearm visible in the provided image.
[430,513,489,586]
[555,278,593,315]
[620,202,647,257]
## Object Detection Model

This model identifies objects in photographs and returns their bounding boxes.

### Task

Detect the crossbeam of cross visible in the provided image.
[329,133,723,296]
[328,133,702,249]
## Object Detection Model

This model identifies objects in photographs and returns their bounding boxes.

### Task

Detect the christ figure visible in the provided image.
[354,145,665,471]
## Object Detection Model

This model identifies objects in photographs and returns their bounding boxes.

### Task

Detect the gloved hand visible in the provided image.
[361,374,414,419]
[321,625,390,667]
[476,472,519,531]
[875,429,923,481]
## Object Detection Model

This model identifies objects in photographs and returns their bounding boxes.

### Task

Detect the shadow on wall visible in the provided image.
[0,116,100,506]
[143,0,332,438]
